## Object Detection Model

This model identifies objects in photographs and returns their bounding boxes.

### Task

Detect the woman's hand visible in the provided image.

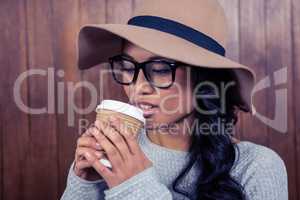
[74,127,106,181]
[84,117,152,188]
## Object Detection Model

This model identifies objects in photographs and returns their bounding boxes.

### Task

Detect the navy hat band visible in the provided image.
[127,15,226,57]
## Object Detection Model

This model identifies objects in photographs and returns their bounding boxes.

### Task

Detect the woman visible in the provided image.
[61,0,288,199]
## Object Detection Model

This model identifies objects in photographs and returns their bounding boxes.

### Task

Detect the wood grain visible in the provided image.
[0,1,30,200]
[50,0,83,197]
[23,0,58,199]
[265,0,297,199]
[292,0,300,199]
[0,106,2,200]
[0,55,3,200]
[0,9,4,196]
[239,0,269,145]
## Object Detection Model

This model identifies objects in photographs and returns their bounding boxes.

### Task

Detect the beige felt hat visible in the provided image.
[77,0,257,113]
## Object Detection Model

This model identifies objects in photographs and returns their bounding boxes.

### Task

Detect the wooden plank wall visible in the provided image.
[1,1,31,200]
[0,0,299,199]
[292,0,300,192]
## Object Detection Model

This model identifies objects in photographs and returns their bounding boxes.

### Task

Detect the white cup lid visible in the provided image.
[96,100,145,124]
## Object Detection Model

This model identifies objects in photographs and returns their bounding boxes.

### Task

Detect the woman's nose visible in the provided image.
[133,70,155,95]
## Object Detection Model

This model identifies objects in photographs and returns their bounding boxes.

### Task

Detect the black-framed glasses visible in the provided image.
[108,54,183,89]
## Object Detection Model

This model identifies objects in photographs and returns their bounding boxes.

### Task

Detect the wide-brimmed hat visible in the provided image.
[76,0,256,113]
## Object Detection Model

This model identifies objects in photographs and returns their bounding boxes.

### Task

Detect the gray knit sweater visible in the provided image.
[60,129,288,200]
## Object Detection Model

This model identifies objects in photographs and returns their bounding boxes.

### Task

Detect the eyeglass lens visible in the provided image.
[111,57,174,88]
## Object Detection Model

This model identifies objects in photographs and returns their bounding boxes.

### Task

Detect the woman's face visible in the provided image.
[121,41,195,132]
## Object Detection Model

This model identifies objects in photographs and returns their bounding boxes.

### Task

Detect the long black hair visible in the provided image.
[171,66,247,200]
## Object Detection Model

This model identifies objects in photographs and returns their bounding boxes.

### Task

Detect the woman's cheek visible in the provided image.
[153,97,183,123]
[160,92,191,115]
[160,98,182,115]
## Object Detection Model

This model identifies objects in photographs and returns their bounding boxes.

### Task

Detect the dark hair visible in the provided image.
[171,66,247,200]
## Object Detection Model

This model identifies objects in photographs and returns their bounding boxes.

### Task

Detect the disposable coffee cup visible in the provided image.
[95,100,146,168]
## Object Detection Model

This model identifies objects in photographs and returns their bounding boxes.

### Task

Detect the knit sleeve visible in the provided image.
[60,161,173,200]
[103,166,173,200]
[242,147,288,200]
[60,161,108,200]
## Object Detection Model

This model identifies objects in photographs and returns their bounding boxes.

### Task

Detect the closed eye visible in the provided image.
[121,68,135,73]
[152,69,172,74]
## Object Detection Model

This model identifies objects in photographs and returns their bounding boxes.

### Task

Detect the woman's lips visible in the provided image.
[137,103,159,117]
[141,106,159,117]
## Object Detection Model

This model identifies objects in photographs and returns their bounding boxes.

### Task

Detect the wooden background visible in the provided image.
[0,0,299,199]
